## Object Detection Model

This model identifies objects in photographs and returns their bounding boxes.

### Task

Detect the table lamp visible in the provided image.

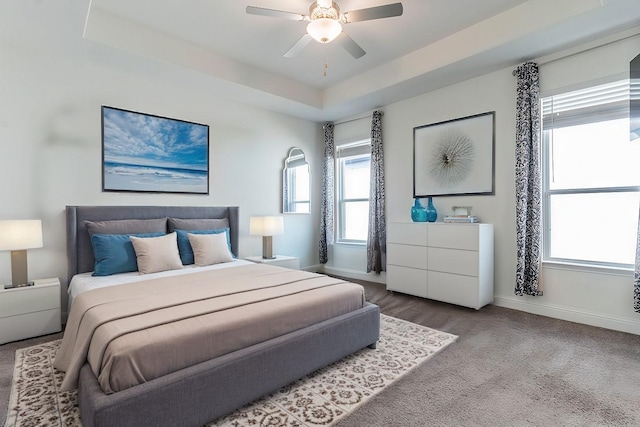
[249,216,284,259]
[0,220,43,287]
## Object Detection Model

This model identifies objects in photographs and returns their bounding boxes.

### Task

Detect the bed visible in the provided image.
[60,205,380,427]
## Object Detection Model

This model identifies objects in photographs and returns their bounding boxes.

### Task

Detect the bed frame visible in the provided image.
[66,205,380,427]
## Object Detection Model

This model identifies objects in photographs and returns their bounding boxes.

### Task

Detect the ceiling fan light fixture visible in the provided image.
[307,18,342,43]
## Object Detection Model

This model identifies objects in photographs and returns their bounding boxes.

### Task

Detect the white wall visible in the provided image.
[326,31,640,334]
[0,3,322,313]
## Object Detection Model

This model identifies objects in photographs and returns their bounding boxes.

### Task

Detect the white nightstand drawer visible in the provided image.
[245,255,300,270]
[0,310,61,343]
[0,285,59,318]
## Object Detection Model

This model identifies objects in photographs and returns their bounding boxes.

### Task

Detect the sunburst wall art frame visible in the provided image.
[413,111,495,197]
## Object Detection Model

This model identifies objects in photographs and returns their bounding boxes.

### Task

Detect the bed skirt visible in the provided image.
[77,302,380,427]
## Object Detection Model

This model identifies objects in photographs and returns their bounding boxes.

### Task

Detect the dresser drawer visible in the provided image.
[428,224,479,250]
[427,271,480,309]
[387,265,428,298]
[388,222,427,245]
[387,243,427,269]
[428,247,478,277]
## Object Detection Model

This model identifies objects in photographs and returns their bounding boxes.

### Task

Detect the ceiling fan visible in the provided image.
[246,1,403,59]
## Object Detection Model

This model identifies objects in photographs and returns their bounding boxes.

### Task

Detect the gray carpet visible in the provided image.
[2,280,639,426]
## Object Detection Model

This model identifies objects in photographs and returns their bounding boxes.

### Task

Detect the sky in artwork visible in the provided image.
[102,107,208,171]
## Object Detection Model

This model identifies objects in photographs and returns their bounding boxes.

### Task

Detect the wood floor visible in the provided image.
[2,277,639,426]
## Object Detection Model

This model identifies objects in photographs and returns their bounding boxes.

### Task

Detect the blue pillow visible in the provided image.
[175,228,232,265]
[91,232,165,276]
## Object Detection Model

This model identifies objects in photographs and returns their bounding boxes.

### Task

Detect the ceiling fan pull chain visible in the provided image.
[323,46,328,77]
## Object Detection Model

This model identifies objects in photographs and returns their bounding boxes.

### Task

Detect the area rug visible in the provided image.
[4,315,457,427]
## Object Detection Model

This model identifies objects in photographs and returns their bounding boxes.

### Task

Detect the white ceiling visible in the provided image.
[56,0,640,121]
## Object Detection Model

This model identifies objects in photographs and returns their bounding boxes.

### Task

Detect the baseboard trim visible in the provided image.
[493,295,640,335]
[319,266,386,284]
[301,264,323,273]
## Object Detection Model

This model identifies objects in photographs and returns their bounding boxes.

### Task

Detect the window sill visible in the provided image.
[542,260,633,277]
[332,241,367,247]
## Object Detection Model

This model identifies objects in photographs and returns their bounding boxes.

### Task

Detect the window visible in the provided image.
[542,80,640,268]
[336,140,371,243]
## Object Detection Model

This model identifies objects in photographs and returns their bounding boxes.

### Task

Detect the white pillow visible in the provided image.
[188,232,234,266]
[130,232,184,274]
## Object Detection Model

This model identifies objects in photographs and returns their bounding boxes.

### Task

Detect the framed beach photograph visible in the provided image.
[413,111,495,197]
[102,106,209,194]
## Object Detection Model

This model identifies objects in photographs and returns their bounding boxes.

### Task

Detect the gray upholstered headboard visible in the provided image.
[66,205,239,278]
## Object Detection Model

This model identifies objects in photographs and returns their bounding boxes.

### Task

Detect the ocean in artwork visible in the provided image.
[101,106,209,194]
[104,161,208,193]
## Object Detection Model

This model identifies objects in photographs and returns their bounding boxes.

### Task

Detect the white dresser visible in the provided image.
[387,222,494,310]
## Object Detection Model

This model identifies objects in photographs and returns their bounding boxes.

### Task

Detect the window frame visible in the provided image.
[335,139,371,245]
[541,79,639,269]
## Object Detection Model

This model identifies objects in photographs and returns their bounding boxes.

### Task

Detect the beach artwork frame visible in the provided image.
[413,111,494,197]
[102,106,209,194]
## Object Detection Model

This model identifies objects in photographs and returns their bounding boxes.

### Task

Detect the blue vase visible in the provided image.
[411,198,427,222]
[425,197,437,222]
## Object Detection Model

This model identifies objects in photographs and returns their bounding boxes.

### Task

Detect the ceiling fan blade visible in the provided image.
[246,6,306,21]
[337,32,366,59]
[284,34,313,58]
[343,3,403,23]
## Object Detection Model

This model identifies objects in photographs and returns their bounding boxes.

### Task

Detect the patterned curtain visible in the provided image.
[635,210,640,313]
[514,62,543,296]
[367,111,386,273]
[319,123,335,264]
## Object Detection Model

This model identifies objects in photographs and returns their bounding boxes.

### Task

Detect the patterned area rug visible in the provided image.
[4,315,457,427]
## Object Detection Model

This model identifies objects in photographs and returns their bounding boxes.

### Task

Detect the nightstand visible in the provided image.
[245,255,300,270]
[0,277,61,344]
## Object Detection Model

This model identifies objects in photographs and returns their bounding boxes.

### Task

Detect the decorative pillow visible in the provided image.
[85,218,167,235]
[130,232,184,274]
[188,232,234,266]
[167,217,229,233]
[175,228,232,265]
[91,232,165,276]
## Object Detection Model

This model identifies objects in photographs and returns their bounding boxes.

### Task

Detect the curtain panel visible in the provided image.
[367,111,386,273]
[319,123,335,264]
[514,62,543,296]
[635,209,640,313]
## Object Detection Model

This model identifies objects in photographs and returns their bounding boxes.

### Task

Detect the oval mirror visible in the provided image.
[283,147,310,214]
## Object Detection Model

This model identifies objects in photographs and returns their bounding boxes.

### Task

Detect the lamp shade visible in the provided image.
[250,216,284,237]
[307,18,342,43]
[0,220,43,251]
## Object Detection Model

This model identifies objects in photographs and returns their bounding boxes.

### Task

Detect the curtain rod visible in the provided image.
[330,110,384,126]
[512,31,640,76]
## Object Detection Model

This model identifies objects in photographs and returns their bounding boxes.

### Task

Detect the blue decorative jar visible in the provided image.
[411,198,427,222]
[425,197,438,222]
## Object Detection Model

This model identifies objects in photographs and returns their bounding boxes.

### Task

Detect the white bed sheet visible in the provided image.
[68,259,254,306]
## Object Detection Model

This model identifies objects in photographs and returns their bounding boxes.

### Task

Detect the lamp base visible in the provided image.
[262,236,275,259]
[11,250,29,287]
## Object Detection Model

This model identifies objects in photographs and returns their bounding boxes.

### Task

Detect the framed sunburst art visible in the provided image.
[413,111,495,197]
